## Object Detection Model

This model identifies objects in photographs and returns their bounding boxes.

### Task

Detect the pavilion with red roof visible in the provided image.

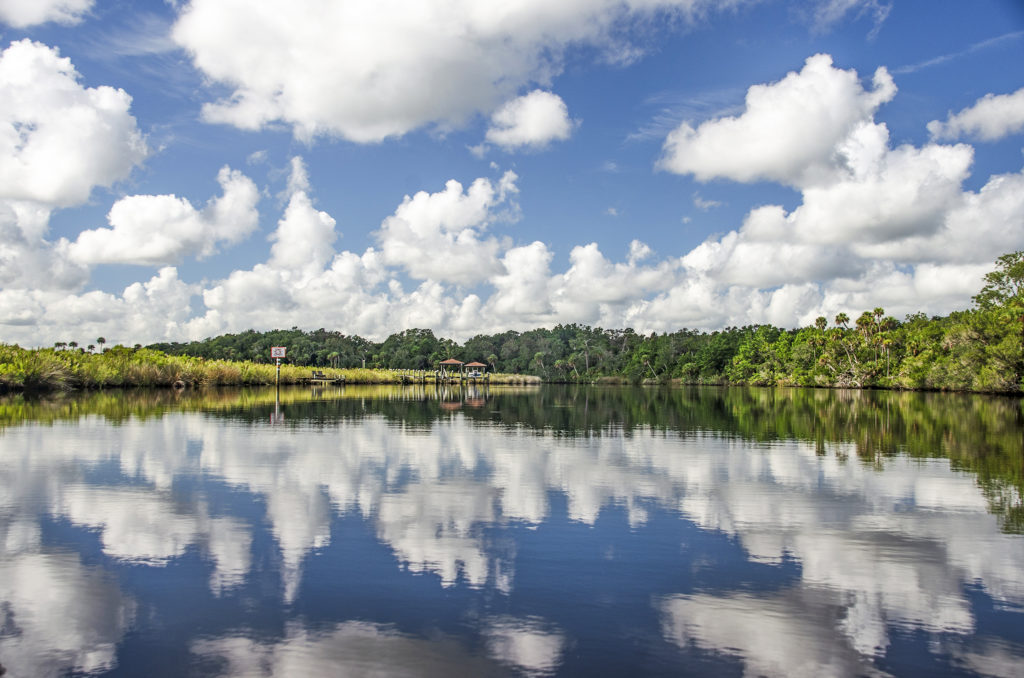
[438,358,463,378]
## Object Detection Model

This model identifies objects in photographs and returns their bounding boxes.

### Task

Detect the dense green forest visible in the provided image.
[142,251,1024,393]
[4,252,1018,393]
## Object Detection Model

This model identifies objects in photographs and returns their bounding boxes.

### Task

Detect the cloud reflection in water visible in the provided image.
[0,390,1022,676]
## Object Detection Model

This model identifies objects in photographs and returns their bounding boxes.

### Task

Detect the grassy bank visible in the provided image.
[0,344,538,392]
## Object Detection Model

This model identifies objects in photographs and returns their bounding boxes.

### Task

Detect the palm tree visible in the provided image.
[487,353,498,372]
[831,313,857,381]
[878,316,898,379]
[815,316,827,332]
[570,336,592,372]
[856,311,878,363]
[856,311,875,336]
[567,353,581,378]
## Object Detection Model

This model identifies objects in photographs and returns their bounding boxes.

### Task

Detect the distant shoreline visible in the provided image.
[0,344,542,393]
[2,343,1019,395]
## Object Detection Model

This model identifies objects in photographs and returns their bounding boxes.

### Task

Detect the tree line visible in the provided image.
[147,252,1024,393]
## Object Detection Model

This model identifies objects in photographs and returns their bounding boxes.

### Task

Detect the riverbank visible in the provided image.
[0,345,539,392]
[2,342,1019,394]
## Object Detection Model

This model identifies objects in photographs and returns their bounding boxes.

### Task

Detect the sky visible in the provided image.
[1,0,1023,348]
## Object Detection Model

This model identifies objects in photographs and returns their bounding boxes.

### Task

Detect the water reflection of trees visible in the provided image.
[3,384,1022,531]
[4,384,1023,676]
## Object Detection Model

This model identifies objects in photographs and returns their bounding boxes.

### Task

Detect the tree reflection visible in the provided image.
[1,384,1022,676]
[4,385,1020,530]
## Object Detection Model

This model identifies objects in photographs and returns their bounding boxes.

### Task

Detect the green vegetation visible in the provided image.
[0,344,327,391]
[0,343,534,392]
[4,252,1023,393]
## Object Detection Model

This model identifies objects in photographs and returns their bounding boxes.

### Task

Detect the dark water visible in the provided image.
[1,385,1022,677]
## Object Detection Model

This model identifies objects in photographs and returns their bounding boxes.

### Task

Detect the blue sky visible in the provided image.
[1,0,1023,347]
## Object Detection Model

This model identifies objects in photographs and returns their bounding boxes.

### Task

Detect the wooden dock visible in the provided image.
[303,368,491,386]
[308,370,345,384]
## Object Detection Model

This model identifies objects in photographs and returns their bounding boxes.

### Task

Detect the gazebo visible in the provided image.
[464,361,487,377]
[438,358,464,379]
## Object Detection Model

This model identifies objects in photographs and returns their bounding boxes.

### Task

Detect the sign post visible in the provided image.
[271,347,286,386]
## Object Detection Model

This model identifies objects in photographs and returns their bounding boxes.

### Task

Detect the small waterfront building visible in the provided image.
[464,361,487,378]
[438,358,464,378]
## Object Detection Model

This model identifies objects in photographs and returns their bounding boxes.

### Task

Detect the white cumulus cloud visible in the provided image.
[0,267,197,346]
[376,171,518,286]
[171,0,731,143]
[637,53,1019,331]
[4,47,1024,348]
[0,40,147,212]
[551,242,678,322]
[659,53,896,187]
[0,40,149,298]
[928,87,1024,142]
[67,167,259,266]
[484,90,577,151]
[0,205,89,291]
[0,0,92,27]
[486,241,556,323]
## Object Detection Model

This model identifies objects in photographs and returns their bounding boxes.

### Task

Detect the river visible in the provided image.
[0,385,1021,677]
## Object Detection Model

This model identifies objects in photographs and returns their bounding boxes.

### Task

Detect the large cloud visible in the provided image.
[659,54,897,187]
[4,46,1024,347]
[928,87,1024,142]
[0,0,92,27]
[376,171,517,286]
[188,164,524,341]
[268,198,336,278]
[0,267,197,346]
[67,166,260,266]
[171,0,734,143]
[549,242,679,323]
[642,54,1022,331]
[0,39,155,306]
[4,153,1021,346]
[0,204,89,291]
[0,40,147,213]
[0,40,148,295]
[677,129,976,290]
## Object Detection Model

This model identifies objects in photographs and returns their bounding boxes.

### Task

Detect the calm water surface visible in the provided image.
[1,385,1022,677]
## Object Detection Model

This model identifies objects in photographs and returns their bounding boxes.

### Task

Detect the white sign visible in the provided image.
[271,346,287,358]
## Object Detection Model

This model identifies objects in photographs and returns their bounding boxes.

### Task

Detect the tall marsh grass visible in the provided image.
[0,345,291,391]
[0,344,535,391]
